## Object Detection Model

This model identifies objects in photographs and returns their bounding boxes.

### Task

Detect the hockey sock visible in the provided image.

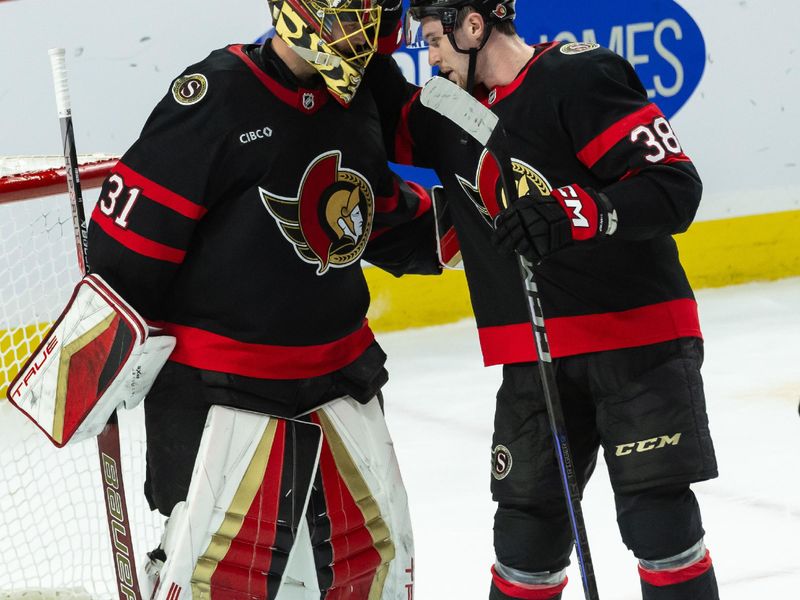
[639,548,719,600]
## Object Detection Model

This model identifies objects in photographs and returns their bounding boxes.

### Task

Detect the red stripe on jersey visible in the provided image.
[577,104,663,169]
[394,90,421,165]
[210,421,285,597]
[477,42,559,107]
[228,44,329,114]
[478,299,702,366]
[620,154,693,181]
[113,162,207,220]
[162,320,376,379]
[92,206,186,264]
[639,550,713,587]
[491,566,567,599]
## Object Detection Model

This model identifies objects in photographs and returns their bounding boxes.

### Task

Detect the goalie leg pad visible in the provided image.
[149,398,414,600]
[305,395,415,599]
[5,274,175,446]
[149,405,324,600]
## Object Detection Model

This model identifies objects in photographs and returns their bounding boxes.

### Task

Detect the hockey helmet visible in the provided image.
[404,0,515,48]
[268,0,383,106]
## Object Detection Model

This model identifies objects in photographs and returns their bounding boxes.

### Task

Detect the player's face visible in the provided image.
[422,17,472,89]
[322,3,379,63]
[328,18,369,58]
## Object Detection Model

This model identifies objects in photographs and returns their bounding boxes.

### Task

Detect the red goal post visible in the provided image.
[0,154,117,204]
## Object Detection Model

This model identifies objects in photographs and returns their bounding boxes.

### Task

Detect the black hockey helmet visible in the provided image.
[404,0,516,47]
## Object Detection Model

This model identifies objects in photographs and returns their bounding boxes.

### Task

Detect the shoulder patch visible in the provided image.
[560,42,600,55]
[172,73,209,105]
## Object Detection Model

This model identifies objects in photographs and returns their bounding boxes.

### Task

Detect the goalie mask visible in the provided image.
[404,0,515,49]
[269,0,383,106]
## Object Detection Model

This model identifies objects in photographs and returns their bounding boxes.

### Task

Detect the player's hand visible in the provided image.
[492,185,617,261]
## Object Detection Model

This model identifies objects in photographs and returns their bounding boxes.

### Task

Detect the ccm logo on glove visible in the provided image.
[492,184,617,260]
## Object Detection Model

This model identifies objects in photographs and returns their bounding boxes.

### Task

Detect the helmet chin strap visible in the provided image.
[465,48,478,96]
[291,45,342,68]
[447,24,492,143]
[447,23,493,94]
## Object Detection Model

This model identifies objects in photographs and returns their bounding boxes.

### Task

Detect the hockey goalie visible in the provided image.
[6,0,440,596]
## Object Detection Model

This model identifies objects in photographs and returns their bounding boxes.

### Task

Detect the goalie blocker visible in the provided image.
[6,274,175,446]
[146,400,414,600]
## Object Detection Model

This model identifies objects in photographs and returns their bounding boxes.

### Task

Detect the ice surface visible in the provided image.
[380,277,800,599]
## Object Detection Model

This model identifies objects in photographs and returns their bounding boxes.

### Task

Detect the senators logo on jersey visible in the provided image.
[260,151,374,275]
[457,149,552,227]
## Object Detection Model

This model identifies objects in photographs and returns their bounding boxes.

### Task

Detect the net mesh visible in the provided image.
[0,157,163,599]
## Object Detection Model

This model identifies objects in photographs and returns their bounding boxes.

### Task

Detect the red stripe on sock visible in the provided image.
[638,550,713,587]
[491,566,567,599]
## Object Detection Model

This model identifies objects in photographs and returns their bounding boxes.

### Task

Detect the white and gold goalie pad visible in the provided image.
[5,274,175,447]
[149,398,414,600]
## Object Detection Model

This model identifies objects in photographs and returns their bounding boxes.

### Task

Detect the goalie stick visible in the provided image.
[420,76,600,600]
[48,48,143,600]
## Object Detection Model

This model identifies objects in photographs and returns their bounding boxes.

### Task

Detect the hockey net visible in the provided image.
[0,156,164,599]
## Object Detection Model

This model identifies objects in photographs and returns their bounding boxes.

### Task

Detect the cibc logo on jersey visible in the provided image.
[260,151,374,275]
[457,149,552,226]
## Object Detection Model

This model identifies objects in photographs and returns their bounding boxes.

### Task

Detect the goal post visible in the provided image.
[0,156,164,599]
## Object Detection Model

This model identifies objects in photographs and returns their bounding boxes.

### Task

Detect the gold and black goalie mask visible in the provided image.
[271,0,382,106]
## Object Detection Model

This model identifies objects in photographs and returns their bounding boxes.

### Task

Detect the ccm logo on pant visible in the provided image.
[615,433,682,456]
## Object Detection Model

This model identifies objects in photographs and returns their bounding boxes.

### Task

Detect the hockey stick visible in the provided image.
[48,48,143,600]
[420,76,600,600]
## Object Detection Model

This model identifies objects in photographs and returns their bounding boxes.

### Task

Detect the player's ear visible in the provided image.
[465,10,485,40]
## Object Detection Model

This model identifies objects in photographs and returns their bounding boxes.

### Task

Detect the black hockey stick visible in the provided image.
[48,48,143,600]
[421,76,600,600]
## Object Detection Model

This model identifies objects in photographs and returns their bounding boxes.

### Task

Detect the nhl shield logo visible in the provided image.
[302,92,316,111]
[260,151,374,275]
[492,444,513,480]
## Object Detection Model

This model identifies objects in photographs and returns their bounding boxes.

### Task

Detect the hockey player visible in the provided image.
[366,1,720,599]
[81,0,428,597]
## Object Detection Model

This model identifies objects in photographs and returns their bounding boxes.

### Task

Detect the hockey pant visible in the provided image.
[489,338,719,600]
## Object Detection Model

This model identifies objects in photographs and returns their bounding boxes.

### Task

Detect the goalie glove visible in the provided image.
[6,274,175,447]
[492,184,618,261]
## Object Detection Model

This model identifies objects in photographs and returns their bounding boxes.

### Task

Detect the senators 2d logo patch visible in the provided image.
[560,41,600,54]
[172,73,208,105]
[492,444,513,480]
[260,151,374,275]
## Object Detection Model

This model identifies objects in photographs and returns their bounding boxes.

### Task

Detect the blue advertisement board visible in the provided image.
[390,0,706,186]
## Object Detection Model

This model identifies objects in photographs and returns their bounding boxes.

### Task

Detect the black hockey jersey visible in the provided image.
[369,41,703,366]
[88,42,438,381]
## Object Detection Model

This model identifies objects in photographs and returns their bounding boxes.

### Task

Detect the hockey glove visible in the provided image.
[377,0,404,53]
[492,184,617,261]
